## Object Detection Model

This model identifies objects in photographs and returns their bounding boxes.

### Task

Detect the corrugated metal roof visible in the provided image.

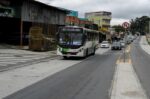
[32,0,70,13]
[4,0,70,13]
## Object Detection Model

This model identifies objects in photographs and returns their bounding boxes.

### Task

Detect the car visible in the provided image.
[126,35,134,44]
[111,41,122,50]
[120,40,125,48]
[100,41,110,48]
[126,38,132,44]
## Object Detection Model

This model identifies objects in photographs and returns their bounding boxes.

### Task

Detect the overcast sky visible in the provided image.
[38,0,150,25]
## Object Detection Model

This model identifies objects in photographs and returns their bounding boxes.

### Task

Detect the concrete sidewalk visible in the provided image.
[110,41,148,99]
[111,63,147,99]
[0,48,57,72]
[140,36,150,55]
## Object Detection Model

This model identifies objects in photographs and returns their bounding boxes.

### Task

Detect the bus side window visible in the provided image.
[87,32,90,41]
[89,32,91,41]
[85,32,88,41]
[92,32,94,41]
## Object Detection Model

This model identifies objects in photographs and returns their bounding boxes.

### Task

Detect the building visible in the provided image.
[85,11,112,40]
[66,16,79,26]
[65,11,96,30]
[65,10,79,26]
[68,10,78,17]
[0,0,69,50]
[85,11,111,31]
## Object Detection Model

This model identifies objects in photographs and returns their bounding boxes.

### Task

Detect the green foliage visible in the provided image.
[130,16,150,35]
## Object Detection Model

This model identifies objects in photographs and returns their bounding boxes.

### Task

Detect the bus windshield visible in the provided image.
[59,32,83,46]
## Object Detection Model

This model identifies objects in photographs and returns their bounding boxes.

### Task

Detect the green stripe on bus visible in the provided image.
[62,48,69,52]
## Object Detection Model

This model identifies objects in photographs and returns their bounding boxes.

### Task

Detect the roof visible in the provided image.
[85,11,112,15]
[0,0,70,14]
[28,0,70,13]
[3,0,70,13]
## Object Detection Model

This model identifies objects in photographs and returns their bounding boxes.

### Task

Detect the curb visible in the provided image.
[110,63,148,99]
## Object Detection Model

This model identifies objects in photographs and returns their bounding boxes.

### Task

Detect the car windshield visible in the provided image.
[112,42,120,45]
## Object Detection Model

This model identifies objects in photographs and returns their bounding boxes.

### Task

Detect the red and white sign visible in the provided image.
[122,22,130,29]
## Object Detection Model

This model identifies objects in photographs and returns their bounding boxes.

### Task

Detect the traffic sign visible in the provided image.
[122,22,130,29]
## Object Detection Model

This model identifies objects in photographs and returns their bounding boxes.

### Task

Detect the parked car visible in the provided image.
[100,41,110,48]
[111,41,122,50]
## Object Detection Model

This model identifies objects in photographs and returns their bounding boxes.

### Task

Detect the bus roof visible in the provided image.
[63,26,100,33]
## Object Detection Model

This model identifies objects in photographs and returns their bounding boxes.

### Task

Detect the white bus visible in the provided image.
[56,26,99,59]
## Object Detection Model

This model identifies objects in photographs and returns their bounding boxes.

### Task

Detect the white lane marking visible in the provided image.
[110,63,148,99]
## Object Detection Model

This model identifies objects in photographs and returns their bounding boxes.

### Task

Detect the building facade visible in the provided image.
[65,10,79,26]
[0,0,68,50]
[85,11,112,40]
[67,10,78,17]
[85,11,111,31]
[65,11,96,30]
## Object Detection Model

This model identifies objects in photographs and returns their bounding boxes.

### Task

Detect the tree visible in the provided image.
[130,16,150,35]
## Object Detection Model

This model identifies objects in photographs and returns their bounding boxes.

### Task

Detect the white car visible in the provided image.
[100,41,110,48]
[120,40,125,48]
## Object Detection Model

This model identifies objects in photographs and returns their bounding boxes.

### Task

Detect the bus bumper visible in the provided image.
[57,49,84,57]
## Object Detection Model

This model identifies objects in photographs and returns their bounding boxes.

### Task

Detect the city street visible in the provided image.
[131,37,150,98]
[0,0,150,99]
[0,47,118,99]
[4,48,120,99]
[0,36,150,99]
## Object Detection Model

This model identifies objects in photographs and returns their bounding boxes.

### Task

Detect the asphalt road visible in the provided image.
[4,50,121,99]
[131,38,150,98]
